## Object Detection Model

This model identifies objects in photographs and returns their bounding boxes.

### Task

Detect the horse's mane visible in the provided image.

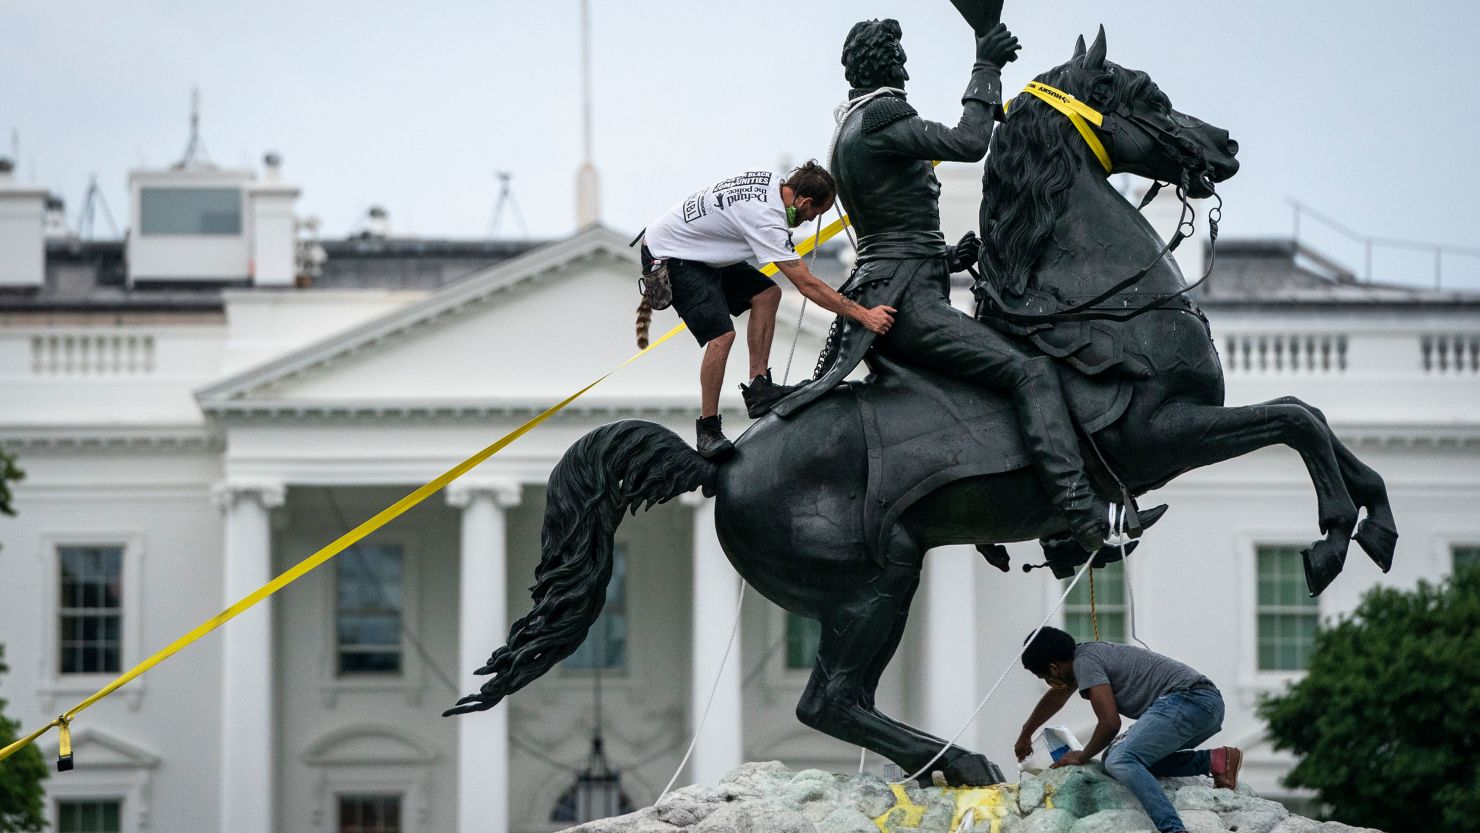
[982,57,1160,297]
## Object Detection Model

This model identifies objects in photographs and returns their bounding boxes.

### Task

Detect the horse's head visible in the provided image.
[1052,27,1240,195]
[984,26,1239,295]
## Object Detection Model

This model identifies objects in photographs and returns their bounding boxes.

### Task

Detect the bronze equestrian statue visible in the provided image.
[447,22,1398,788]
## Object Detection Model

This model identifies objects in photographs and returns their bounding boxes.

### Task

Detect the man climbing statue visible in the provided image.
[638,162,895,459]
[771,17,1116,552]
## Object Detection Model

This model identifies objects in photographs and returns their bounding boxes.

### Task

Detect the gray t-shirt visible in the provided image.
[1073,642,1214,718]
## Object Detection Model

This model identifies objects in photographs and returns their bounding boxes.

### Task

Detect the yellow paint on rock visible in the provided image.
[873,782,1019,833]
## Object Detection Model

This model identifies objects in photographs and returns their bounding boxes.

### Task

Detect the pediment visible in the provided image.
[197,225,833,413]
[303,724,437,766]
[40,727,160,769]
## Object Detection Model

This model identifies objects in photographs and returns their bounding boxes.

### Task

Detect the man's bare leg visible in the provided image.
[746,286,782,379]
[700,331,736,417]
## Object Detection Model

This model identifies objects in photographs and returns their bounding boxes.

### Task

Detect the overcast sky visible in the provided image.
[5,0,1479,287]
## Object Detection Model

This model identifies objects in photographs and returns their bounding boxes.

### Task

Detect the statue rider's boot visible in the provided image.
[1012,357,1109,552]
[695,415,735,461]
[740,368,805,418]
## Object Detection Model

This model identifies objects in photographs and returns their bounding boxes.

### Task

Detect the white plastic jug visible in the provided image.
[1017,724,1084,775]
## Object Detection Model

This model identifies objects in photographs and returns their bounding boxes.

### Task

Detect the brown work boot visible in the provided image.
[1211,746,1242,790]
[695,415,735,461]
[739,369,804,418]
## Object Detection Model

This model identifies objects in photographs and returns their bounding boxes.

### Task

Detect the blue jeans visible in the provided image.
[1102,687,1224,833]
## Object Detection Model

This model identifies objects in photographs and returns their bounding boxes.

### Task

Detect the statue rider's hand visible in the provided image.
[976,23,1021,68]
[948,231,982,273]
[858,305,895,336]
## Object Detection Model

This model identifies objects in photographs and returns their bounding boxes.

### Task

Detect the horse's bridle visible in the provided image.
[972,81,1222,326]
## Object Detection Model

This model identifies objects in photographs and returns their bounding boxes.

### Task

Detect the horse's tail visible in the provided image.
[443,420,714,716]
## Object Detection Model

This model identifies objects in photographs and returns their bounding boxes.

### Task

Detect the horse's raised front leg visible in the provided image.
[796,554,999,786]
[1262,396,1397,572]
[1130,400,1358,595]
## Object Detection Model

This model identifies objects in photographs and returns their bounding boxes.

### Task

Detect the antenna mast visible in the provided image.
[77,174,120,240]
[490,171,529,238]
[176,88,213,169]
[574,0,601,228]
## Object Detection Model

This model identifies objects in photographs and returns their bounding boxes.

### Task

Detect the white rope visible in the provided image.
[894,514,1118,787]
[781,216,824,385]
[1123,524,1150,650]
[827,87,907,166]
[659,578,748,800]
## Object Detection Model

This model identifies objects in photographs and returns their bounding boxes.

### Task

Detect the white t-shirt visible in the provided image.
[644,171,797,268]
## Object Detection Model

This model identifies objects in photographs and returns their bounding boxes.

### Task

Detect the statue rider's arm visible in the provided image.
[870,24,1019,162]
[773,259,894,336]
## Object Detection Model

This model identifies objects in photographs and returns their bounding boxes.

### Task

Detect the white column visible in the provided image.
[921,546,983,751]
[213,481,284,833]
[448,480,522,833]
[682,493,744,786]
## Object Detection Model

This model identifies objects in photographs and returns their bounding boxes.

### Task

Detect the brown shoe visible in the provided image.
[1211,746,1242,790]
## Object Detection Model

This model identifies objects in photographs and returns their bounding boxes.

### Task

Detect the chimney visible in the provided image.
[44,194,70,239]
[248,151,300,286]
[0,158,48,288]
[365,205,391,239]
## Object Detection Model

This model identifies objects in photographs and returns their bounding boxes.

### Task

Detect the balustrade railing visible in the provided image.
[1224,333,1348,374]
[30,333,156,375]
[1421,334,1480,374]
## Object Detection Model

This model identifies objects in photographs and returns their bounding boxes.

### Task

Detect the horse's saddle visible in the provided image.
[846,353,1132,562]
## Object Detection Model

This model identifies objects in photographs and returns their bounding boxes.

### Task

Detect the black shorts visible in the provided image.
[667,258,778,346]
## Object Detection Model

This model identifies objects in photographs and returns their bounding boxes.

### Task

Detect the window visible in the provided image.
[139,187,242,235]
[338,794,401,833]
[1257,545,1319,671]
[550,777,635,824]
[1064,562,1126,643]
[1454,546,1480,574]
[59,546,123,674]
[336,546,403,675]
[56,799,122,833]
[785,613,821,670]
[565,547,627,670]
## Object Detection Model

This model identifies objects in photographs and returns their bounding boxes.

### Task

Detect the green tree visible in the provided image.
[1259,567,1480,833]
[0,450,21,517]
[0,644,46,832]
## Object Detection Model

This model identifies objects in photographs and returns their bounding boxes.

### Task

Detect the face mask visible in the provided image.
[786,204,800,228]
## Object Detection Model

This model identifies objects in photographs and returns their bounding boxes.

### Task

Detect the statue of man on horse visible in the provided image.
[772,16,1124,556]
[448,1,1399,789]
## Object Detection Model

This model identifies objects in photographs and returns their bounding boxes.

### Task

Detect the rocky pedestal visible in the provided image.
[560,762,1384,833]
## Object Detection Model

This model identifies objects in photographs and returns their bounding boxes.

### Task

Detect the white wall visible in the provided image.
[0,447,224,833]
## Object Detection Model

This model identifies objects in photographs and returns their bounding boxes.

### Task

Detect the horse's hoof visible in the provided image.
[1353,519,1398,573]
[975,543,1011,572]
[917,749,1005,788]
[1301,540,1347,597]
[1128,503,1169,538]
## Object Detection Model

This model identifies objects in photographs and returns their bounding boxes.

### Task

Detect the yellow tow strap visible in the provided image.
[1,201,867,770]
[759,211,854,277]
[0,323,694,767]
[1007,81,1113,173]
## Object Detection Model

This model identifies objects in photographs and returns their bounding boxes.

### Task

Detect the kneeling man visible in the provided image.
[1018,627,1242,833]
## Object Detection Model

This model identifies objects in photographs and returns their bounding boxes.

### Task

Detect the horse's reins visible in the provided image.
[971,81,1222,326]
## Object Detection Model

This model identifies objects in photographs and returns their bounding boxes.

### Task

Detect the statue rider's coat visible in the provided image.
[772,64,1001,418]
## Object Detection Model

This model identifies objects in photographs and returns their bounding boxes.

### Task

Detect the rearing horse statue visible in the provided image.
[446,29,1398,788]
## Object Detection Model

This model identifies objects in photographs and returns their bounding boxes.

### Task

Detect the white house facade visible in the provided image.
[0,158,1477,833]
